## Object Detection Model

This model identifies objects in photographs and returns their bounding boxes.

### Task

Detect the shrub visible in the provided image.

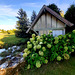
[23,30,75,69]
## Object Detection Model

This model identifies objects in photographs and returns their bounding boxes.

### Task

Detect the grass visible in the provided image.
[0,33,29,48]
[19,56,75,75]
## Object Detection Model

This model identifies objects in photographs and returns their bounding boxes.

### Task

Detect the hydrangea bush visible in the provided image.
[23,30,75,69]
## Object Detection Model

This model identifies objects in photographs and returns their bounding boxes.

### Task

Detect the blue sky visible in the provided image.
[0,0,75,30]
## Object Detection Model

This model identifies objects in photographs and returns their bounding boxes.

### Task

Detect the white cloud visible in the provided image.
[0,5,18,17]
[22,2,43,8]
[0,25,16,30]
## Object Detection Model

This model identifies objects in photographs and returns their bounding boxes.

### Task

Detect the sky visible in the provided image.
[0,0,75,30]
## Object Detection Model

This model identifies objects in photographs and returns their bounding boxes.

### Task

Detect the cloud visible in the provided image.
[22,2,44,8]
[0,5,18,17]
[0,25,16,30]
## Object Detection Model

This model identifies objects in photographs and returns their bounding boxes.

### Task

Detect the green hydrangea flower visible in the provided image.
[66,39,70,42]
[58,35,62,39]
[39,51,44,56]
[36,61,41,68]
[39,42,43,44]
[24,48,28,53]
[63,35,66,39]
[72,49,74,52]
[44,41,47,44]
[49,30,52,33]
[27,41,30,44]
[47,44,51,48]
[45,38,48,40]
[33,46,37,51]
[44,60,48,64]
[32,41,36,45]
[54,37,59,41]
[36,41,38,45]
[37,45,41,49]
[54,41,58,44]
[68,34,71,38]
[40,39,43,42]
[27,44,32,49]
[69,52,71,54]
[72,46,75,49]
[27,64,30,69]
[27,51,31,55]
[64,53,70,60]
[32,34,36,37]
[30,38,35,42]
[64,46,68,52]
[42,47,46,51]
[72,30,75,34]
[57,56,62,61]
[23,53,27,58]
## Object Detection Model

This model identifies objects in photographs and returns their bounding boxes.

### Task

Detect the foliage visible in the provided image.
[23,30,75,69]
[65,4,75,32]
[47,3,60,15]
[65,4,75,25]
[0,29,16,34]
[20,56,75,75]
[15,8,30,38]
[31,10,37,24]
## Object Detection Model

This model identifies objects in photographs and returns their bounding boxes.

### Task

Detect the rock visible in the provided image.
[0,61,8,68]
[0,68,6,75]
[6,55,11,58]
[0,49,6,53]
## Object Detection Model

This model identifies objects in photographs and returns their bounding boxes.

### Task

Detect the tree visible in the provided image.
[65,4,75,32]
[16,8,29,31]
[31,10,37,24]
[65,4,75,25]
[47,3,60,15]
[15,8,30,37]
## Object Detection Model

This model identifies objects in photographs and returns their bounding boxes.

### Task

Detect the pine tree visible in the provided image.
[47,3,60,15]
[15,8,29,37]
[31,10,37,24]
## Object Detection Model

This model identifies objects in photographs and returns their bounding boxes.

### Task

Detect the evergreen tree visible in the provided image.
[31,10,37,24]
[47,3,60,15]
[65,4,75,25]
[15,8,29,37]
[16,8,29,31]
[65,4,75,32]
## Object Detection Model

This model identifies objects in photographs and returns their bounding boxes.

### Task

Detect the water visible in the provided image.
[0,49,6,60]
[0,46,24,68]
[0,49,6,53]
[0,57,3,60]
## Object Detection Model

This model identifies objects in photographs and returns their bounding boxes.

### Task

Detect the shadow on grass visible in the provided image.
[0,34,29,49]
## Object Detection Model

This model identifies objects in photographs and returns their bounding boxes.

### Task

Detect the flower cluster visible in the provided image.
[72,30,75,34]
[54,37,59,44]
[23,29,75,69]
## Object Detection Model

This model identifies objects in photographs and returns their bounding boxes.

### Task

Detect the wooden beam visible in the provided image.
[34,27,65,31]
[51,15,52,28]
[56,18,58,28]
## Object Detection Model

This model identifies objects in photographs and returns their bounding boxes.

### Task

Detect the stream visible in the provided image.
[0,46,24,69]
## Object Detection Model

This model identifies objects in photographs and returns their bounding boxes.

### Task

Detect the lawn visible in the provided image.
[0,33,29,48]
[19,56,75,75]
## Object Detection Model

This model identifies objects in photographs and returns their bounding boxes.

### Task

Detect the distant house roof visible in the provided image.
[26,5,74,33]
